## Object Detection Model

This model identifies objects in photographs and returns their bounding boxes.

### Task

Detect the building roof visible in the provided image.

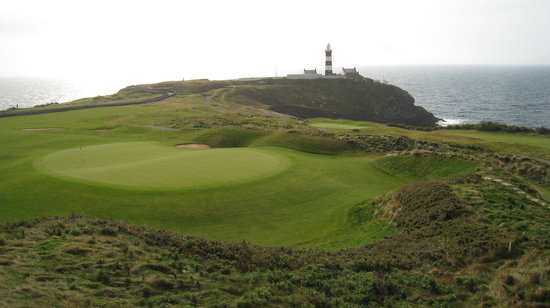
[342,67,358,74]
[304,69,318,74]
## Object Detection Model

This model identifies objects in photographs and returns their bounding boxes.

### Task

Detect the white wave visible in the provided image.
[437,118,467,126]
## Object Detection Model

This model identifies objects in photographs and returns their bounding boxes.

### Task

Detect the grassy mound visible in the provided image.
[346,179,515,270]
[256,131,357,154]
[35,142,290,189]
[194,128,268,148]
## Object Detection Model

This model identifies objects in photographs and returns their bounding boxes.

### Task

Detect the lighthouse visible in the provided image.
[325,43,333,76]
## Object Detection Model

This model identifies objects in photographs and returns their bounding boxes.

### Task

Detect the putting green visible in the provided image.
[36,142,291,189]
[308,120,375,130]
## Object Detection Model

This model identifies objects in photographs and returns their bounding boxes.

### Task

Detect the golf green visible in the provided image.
[308,119,375,130]
[36,142,291,189]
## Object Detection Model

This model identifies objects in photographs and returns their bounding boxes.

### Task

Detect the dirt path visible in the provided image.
[203,96,225,113]
[483,176,548,207]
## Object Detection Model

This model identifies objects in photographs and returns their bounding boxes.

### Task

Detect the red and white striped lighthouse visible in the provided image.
[325,43,333,76]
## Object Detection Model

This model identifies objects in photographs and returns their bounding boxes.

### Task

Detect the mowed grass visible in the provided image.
[36,142,290,189]
[307,118,550,160]
[439,129,550,150]
[0,99,476,248]
[307,118,377,130]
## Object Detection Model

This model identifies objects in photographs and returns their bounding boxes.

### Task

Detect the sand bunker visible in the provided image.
[176,143,211,149]
[22,128,66,131]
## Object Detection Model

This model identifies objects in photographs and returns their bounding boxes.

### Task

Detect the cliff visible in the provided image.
[227,78,439,127]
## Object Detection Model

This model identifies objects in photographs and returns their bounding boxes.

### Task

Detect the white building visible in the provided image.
[287,69,323,79]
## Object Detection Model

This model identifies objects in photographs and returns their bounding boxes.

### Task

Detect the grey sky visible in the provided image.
[1,0,549,82]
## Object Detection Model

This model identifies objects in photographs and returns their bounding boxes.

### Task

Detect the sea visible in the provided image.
[0,77,131,111]
[361,65,550,128]
[1,66,549,128]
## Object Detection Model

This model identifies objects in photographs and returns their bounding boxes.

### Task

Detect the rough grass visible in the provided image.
[0,103,482,250]
[3,82,548,252]
[195,127,268,147]
[350,180,517,270]
[440,129,550,150]
[1,79,550,307]
[372,153,476,181]
[0,182,547,308]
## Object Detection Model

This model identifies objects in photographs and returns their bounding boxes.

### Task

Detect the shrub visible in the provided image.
[100,226,118,236]
[387,122,437,131]
[149,278,174,290]
[444,121,549,135]
[455,276,480,292]
[96,271,111,285]
[535,127,550,134]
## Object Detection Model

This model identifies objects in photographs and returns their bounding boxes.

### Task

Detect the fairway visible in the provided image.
[0,95,480,249]
[36,142,291,189]
[440,130,550,150]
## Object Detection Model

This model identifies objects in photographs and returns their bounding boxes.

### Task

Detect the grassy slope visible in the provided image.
[0,80,549,307]
[439,129,550,150]
[0,94,474,250]
[0,177,547,307]
[0,130,450,248]
[307,118,550,160]
[2,85,547,249]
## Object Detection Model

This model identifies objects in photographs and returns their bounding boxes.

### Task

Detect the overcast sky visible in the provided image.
[1,0,549,82]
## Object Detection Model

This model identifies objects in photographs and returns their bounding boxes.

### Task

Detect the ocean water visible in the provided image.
[1,66,549,128]
[360,65,550,128]
[0,77,129,110]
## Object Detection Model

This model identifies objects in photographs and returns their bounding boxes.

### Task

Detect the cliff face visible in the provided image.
[228,78,439,127]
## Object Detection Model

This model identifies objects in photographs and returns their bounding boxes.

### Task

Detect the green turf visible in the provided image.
[36,142,290,189]
[307,118,376,130]
[440,130,550,150]
[0,94,478,249]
